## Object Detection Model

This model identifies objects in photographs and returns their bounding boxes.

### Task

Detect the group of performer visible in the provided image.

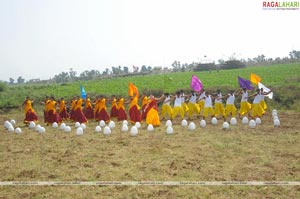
[159,87,271,122]
[22,86,272,127]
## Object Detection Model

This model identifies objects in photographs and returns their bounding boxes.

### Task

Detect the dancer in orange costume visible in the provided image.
[128,94,141,124]
[141,95,150,120]
[58,97,69,120]
[69,97,77,121]
[73,96,88,123]
[144,95,163,127]
[110,95,118,118]
[84,95,94,120]
[94,96,110,123]
[46,96,62,124]
[117,96,127,121]
[23,96,38,124]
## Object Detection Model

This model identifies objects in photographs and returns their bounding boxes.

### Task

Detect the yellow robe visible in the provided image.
[117,98,125,110]
[24,100,35,113]
[59,100,66,113]
[75,98,83,111]
[129,96,140,110]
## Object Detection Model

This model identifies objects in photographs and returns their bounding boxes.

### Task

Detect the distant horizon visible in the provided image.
[1,0,299,82]
[1,51,298,83]
[3,56,299,83]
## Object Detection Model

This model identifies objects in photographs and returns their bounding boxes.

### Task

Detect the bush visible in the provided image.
[0,82,6,92]
[220,60,245,70]
[193,63,217,72]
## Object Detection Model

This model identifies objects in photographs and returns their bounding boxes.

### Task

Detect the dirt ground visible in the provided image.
[0,110,299,198]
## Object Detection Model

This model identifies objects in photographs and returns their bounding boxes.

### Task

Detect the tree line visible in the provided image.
[5,50,300,84]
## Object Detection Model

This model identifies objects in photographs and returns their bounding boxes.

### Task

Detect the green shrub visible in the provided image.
[0,82,6,92]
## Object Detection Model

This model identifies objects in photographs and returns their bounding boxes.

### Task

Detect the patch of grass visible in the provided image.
[1,63,300,110]
[0,186,299,199]
[0,111,299,197]
[0,81,6,92]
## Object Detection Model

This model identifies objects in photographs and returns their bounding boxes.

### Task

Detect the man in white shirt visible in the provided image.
[161,93,173,120]
[214,89,225,119]
[187,90,200,120]
[171,91,185,120]
[203,91,214,120]
[225,90,237,118]
[239,88,252,117]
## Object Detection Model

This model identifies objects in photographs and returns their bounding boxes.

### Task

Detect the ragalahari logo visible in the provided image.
[262,1,300,10]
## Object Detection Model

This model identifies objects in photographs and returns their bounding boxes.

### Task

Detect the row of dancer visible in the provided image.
[160,87,272,121]
[23,94,159,125]
[22,87,271,126]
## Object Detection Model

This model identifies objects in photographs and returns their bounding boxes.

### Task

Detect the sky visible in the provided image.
[0,0,299,81]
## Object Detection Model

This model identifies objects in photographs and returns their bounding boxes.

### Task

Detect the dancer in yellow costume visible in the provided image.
[187,90,200,120]
[180,89,189,114]
[161,93,173,120]
[214,89,225,119]
[239,88,252,117]
[249,88,272,118]
[259,88,269,111]
[171,91,185,120]
[203,91,214,120]
[249,89,264,118]
[225,90,238,118]
[197,89,206,115]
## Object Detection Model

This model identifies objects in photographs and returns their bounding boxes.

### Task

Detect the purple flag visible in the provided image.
[190,75,203,92]
[238,76,254,90]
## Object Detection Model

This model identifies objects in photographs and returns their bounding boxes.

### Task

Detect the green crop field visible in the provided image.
[1,63,300,112]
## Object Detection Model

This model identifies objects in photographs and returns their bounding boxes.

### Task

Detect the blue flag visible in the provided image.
[238,76,254,90]
[80,85,86,99]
